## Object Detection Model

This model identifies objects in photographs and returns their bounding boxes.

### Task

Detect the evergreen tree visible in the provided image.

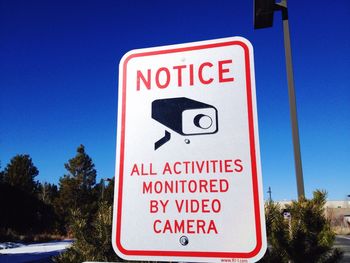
[37,182,59,205]
[95,177,114,204]
[54,201,120,263]
[0,162,3,183]
[56,145,98,229]
[64,145,96,191]
[0,182,58,237]
[2,154,39,194]
[54,175,117,262]
[259,190,343,263]
[102,178,114,205]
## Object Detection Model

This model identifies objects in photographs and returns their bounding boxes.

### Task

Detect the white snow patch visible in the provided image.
[0,240,72,254]
[0,242,24,250]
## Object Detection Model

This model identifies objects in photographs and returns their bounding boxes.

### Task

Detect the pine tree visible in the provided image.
[56,145,98,230]
[37,182,59,205]
[54,201,121,263]
[64,145,96,191]
[0,182,58,237]
[0,162,3,183]
[259,190,343,263]
[2,154,39,194]
[96,177,114,204]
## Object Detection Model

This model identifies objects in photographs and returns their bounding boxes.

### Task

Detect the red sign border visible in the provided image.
[115,39,263,259]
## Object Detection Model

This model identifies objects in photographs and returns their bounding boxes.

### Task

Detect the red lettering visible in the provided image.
[183,161,190,174]
[189,64,194,86]
[155,67,170,89]
[208,220,218,234]
[224,159,234,172]
[190,200,200,213]
[218,59,234,83]
[179,180,186,193]
[188,180,197,193]
[198,62,213,84]
[175,200,184,213]
[154,219,218,234]
[159,199,169,213]
[153,219,161,233]
[142,178,229,194]
[173,162,181,174]
[162,162,172,175]
[131,163,156,176]
[199,180,208,192]
[212,199,221,213]
[210,180,218,192]
[197,220,206,233]
[150,200,168,213]
[141,163,148,175]
[234,159,243,172]
[202,199,210,213]
[211,160,218,173]
[174,220,185,233]
[150,200,158,213]
[130,163,139,176]
[175,199,221,213]
[143,181,152,194]
[136,69,151,90]
[196,161,205,173]
[136,59,234,91]
[220,179,229,192]
[150,163,157,175]
[154,181,163,193]
[163,220,172,233]
[173,65,186,87]
[187,219,195,234]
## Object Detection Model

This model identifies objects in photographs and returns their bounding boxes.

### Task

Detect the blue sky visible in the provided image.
[0,0,349,201]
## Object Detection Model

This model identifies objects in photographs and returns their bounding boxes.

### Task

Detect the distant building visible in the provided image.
[273,199,350,231]
[325,200,350,209]
[273,200,350,209]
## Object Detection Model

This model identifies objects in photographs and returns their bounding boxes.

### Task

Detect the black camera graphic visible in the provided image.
[152,97,218,150]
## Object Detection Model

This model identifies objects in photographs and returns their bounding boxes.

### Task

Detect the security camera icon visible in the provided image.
[152,97,218,150]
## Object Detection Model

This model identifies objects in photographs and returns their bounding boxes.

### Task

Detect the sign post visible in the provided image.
[112,37,266,263]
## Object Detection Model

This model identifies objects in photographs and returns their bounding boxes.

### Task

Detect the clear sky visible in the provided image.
[1,0,349,201]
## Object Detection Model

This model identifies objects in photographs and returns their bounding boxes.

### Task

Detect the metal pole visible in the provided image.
[267,186,272,202]
[279,0,305,198]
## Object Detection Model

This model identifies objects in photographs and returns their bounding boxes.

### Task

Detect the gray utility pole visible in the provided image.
[254,0,305,198]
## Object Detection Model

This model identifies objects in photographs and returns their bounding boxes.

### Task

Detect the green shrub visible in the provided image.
[259,190,343,263]
[54,201,121,263]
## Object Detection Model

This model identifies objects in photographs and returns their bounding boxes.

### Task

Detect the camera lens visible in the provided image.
[194,114,213,129]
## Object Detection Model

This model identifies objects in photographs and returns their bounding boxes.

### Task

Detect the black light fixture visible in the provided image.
[254,0,275,29]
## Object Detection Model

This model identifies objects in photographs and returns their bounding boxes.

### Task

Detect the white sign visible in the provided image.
[112,37,266,263]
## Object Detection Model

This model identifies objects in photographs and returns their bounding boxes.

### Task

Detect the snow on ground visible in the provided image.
[0,240,72,254]
[0,240,73,263]
[0,243,24,250]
